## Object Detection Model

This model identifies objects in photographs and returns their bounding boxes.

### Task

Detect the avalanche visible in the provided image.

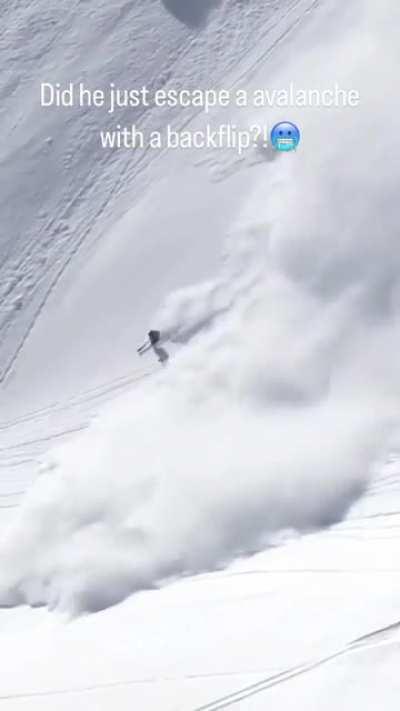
[0,0,400,709]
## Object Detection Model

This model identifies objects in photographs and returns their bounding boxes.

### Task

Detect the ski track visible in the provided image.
[191,621,400,711]
[0,618,398,705]
[0,366,156,509]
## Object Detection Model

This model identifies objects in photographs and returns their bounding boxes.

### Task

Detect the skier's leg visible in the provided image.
[137,339,152,355]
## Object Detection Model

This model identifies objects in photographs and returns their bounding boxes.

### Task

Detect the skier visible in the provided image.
[137,330,161,355]
[137,330,169,364]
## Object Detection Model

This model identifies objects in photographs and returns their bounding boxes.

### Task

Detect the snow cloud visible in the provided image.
[0,0,399,614]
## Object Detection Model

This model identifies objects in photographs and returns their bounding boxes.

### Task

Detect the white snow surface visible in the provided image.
[0,0,400,708]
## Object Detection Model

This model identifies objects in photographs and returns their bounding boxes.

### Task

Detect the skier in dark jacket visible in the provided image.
[137,330,161,354]
[137,330,169,364]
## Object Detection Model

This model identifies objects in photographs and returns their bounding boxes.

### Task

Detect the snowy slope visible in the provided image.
[0,0,313,411]
[1,0,400,709]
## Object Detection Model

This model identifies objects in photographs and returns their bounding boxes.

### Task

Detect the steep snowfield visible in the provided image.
[0,0,311,408]
[1,0,400,708]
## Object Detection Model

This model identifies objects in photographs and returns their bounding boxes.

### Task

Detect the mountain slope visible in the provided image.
[0,0,399,709]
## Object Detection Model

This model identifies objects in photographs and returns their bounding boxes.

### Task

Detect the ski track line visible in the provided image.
[0,424,87,455]
[191,621,400,711]
[0,367,154,433]
[231,0,323,92]
[0,367,158,506]
[0,620,398,704]
[186,567,400,582]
